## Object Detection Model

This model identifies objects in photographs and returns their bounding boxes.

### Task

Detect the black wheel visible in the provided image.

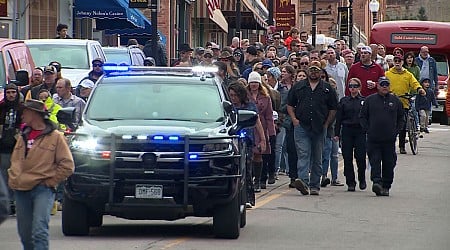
[239,144,247,228]
[408,117,418,155]
[88,210,103,227]
[213,193,240,239]
[62,194,89,236]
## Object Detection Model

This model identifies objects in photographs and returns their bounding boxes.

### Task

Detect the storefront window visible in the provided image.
[29,0,58,38]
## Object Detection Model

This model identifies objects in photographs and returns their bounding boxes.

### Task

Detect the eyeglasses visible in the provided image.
[93,63,103,67]
[273,37,281,40]
[379,82,390,87]
[348,84,360,88]
[300,62,309,65]
[204,54,212,58]
[394,59,402,63]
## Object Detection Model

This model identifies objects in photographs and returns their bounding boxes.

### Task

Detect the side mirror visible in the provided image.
[222,101,233,114]
[57,107,76,130]
[10,69,29,86]
[229,110,257,135]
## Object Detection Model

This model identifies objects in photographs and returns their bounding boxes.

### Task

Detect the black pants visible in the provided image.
[286,125,298,180]
[399,108,408,149]
[367,141,397,189]
[261,135,276,183]
[341,127,366,186]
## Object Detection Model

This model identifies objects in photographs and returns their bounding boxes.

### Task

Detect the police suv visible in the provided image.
[60,65,256,239]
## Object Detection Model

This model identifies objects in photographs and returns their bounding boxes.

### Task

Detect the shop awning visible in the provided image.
[104,17,167,45]
[242,0,269,30]
[195,0,228,33]
[221,0,269,30]
[74,0,145,29]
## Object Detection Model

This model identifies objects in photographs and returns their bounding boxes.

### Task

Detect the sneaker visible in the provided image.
[424,128,430,133]
[380,188,390,196]
[372,183,383,196]
[260,182,267,189]
[419,133,424,138]
[320,177,331,187]
[288,179,296,188]
[50,201,58,215]
[309,188,319,195]
[293,179,309,195]
[245,202,253,209]
[9,201,16,216]
[268,175,276,184]
[57,201,63,211]
[331,180,344,186]
[254,182,261,193]
[359,181,367,190]
[399,147,407,154]
[347,185,356,192]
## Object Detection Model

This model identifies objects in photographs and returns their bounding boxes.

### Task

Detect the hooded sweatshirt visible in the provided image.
[0,84,23,153]
[385,67,422,109]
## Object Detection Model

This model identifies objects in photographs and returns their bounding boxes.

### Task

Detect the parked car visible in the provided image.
[24,39,106,87]
[102,46,145,66]
[0,39,35,101]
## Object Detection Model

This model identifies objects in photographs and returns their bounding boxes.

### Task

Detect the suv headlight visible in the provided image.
[202,143,231,152]
[71,138,98,151]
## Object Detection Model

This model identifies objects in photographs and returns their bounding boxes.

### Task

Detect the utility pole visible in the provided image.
[150,0,158,63]
[312,0,317,47]
[267,0,274,26]
[236,0,241,38]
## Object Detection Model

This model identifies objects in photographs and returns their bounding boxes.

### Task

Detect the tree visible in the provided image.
[417,7,427,21]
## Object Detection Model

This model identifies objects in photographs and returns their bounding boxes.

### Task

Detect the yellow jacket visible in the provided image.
[385,67,421,108]
[43,97,66,131]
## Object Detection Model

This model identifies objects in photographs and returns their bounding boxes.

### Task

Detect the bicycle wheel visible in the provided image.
[408,116,418,155]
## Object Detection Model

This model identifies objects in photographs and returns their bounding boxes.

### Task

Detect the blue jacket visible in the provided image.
[415,88,437,111]
[415,56,438,89]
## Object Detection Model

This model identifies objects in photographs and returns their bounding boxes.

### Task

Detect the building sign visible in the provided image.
[129,0,148,8]
[0,0,6,17]
[274,0,296,32]
[391,33,437,45]
[338,7,349,37]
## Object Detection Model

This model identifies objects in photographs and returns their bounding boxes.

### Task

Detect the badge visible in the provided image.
[389,102,393,107]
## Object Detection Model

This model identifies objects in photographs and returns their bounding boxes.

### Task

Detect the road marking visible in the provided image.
[253,189,291,209]
[160,237,189,249]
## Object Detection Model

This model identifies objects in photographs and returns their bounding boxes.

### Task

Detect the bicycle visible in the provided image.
[399,94,419,155]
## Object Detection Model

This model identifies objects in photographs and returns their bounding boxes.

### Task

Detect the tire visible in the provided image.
[62,194,90,236]
[239,180,247,228]
[88,210,103,227]
[408,117,418,155]
[213,193,240,239]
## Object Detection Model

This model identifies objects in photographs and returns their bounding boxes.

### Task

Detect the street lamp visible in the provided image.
[349,0,353,50]
[369,0,380,25]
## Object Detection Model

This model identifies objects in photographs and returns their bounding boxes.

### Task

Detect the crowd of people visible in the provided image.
[171,27,439,205]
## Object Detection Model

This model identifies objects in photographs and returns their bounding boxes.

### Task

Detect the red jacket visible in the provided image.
[346,62,385,97]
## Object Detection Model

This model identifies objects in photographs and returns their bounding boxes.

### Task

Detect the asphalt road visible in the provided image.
[1,124,449,250]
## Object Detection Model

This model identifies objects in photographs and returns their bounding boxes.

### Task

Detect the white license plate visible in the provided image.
[135,185,163,199]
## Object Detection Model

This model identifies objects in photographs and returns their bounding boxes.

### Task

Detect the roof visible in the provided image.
[24,39,102,46]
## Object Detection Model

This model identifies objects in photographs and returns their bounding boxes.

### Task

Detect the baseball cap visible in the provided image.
[92,58,104,64]
[309,61,322,71]
[393,54,403,60]
[211,43,220,50]
[262,59,273,68]
[43,65,57,74]
[49,61,61,72]
[378,76,390,86]
[342,49,353,57]
[360,46,372,54]
[195,47,205,54]
[80,79,95,89]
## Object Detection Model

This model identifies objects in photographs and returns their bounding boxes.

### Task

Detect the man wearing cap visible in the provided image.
[287,61,338,196]
[211,43,221,59]
[0,83,23,214]
[8,99,74,249]
[193,47,205,66]
[200,49,214,66]
[143,35,168,66]
[385,54,425,154]
[347,46,385,97]
[360,77,404,196]
[89,58,104,82]
[30,65,58,100]
[342,49,355,70]
[77,79,95,102]
[172,44,194,67]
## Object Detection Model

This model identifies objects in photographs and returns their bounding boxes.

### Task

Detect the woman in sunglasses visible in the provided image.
[334,78,367,192]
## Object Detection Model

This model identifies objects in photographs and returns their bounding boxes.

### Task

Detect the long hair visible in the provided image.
[228,81,250,106]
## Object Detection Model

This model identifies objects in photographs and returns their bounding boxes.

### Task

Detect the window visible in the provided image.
[29,0,58,38]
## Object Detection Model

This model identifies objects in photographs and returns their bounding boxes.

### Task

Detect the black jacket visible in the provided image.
[335,94,365,136]
[360,92,404,143]
[143,40,168,66]
[0,88,22,153]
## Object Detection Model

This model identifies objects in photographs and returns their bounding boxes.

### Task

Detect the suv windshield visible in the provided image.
[28,44,89,69]
[103,49,132,65]
[86,80,224,123]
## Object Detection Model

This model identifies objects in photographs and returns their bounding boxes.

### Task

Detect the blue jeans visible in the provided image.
[294,125,325,189]
[15,185,55,250]
[322,137,339,181]
[275,127,288,173]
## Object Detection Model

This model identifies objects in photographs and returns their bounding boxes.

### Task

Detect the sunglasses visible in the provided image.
[379,82,390,87]
[348,84,360,88]
[300,62,309,65]
[394,59,402,63]
[273,37,281,40]
[92,63,103,67]
[204,54,212,58]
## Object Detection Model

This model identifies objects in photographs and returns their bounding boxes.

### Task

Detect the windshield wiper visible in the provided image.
[90,118,125,121]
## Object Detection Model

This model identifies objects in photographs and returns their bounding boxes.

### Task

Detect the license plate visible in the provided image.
[135,185,163,199]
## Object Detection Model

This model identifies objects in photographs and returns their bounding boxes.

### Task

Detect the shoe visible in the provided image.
[380,188,390,196]
[254,182,261,193]
[359,181,367,190]
[50,201,58,215]
[293,179,309,195]
[419,133,424,138]
[260,182,267,189]
[424,128,430,133]
[399,147,407,154]
[331,180,344,186]
[245,202,253,209]
[268,175,276,184]
[57,201,63,211]
[9,201,15,216]
[372,183,383,196]
[347,185,356,192]
[309,188,319,195]
[320,177,330,187]
[289,179,296,188]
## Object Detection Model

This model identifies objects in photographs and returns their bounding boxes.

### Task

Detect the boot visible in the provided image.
[253,161,262,193]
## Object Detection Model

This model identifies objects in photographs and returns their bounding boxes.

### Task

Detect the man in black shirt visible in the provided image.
[360,77,404,196]
[287,61,338,195]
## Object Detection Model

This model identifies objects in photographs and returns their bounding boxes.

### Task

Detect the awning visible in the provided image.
[74,0,145,29]
[104,17,167,45]
[221,0,269,30]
